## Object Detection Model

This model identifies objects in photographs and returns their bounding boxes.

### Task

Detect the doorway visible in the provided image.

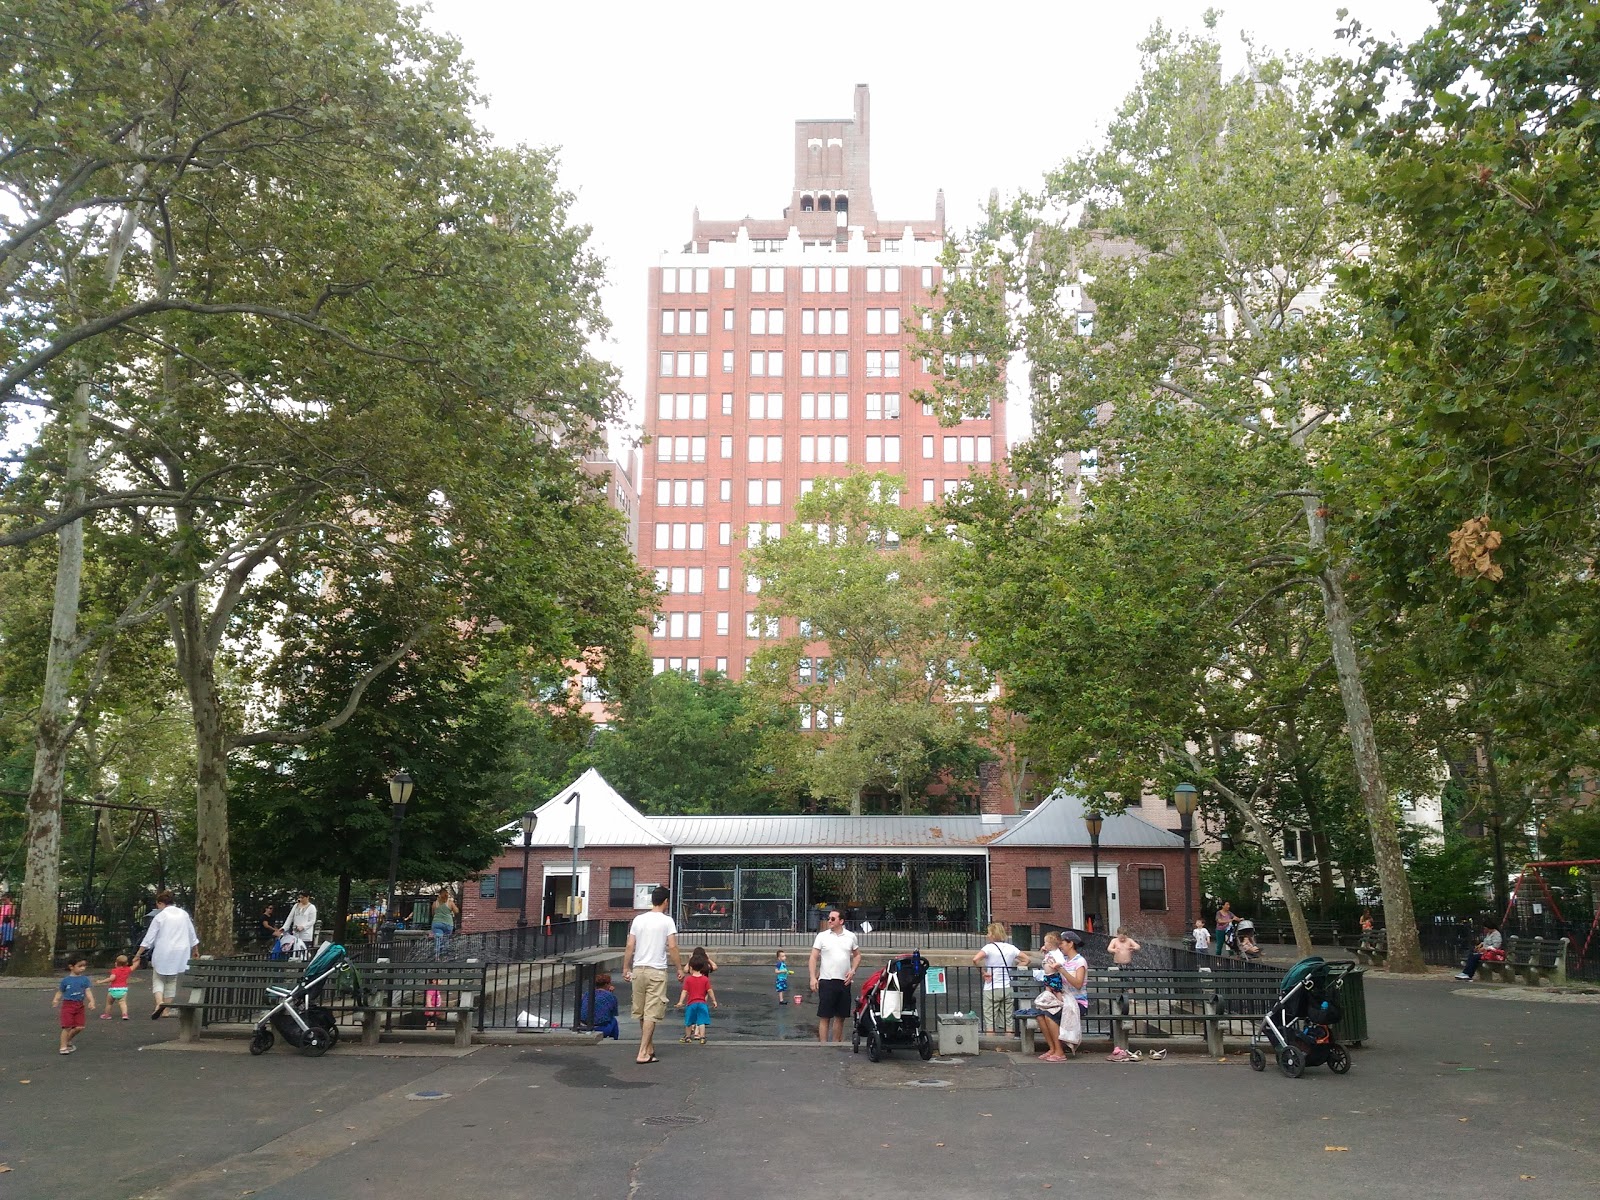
[1070,863,1120,934]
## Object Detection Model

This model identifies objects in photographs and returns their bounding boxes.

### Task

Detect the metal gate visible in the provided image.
[676,866,797,932]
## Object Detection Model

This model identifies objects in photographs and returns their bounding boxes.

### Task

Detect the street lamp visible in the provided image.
[1084,811,1103,934]
[1174,782,1199,935]
[1487,810,1508,919]
[517,809,539,929]
[384,770,414,936]
[564,790,582,922]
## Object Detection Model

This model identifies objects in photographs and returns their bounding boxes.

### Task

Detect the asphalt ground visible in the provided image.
[1,968,1595,1199]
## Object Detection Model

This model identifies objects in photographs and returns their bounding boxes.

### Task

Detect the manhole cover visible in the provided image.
[642,1114,704,1127]
[902,1079,953,1088]
[405,1090,451,1102]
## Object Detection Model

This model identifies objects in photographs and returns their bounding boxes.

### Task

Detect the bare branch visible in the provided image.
[230,626,426,749]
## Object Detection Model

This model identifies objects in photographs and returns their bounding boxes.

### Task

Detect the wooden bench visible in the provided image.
[1349,930,1387,968]
[167,959,303,1044]
[1485,936,1570,986]
[354,961,482,1048]
[1011,970,1233,1056]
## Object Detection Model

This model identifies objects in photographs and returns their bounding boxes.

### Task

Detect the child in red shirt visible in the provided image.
[676,946,718,1044]
[99,954,135,1019]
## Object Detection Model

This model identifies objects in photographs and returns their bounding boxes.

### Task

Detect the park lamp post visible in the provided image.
[1487,810,1509,918]
[564,789,582,923]
[1174,782,1199,934]
[1084,811,1103,934]
[384,770,414,937]
[517,809,539,930]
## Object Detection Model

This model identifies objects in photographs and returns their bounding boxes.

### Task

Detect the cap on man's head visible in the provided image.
[1061,930,1083,945]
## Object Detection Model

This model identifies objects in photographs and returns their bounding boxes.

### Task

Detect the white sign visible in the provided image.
[634,883,662,911]
[568,824,585,850]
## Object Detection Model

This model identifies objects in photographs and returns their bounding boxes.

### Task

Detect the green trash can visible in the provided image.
[1331,966,1368,1047]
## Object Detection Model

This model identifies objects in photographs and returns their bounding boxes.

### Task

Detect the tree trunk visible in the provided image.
[171,593,235,956]
[1302,499,1424,972]
[11,383,90,976]
[333,873,352,945]
[1182,753,1315,956]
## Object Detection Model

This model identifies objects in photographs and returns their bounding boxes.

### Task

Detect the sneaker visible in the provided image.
[99,1013,112,1020]
[60,1045,76,1054]
[1454,973,1471,981]
[1107,1047,1132,1061]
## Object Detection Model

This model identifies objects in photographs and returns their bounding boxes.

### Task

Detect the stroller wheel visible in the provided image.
[1278,1045,1306,1079]
[852,1028,861,1054]
[249,1028,275,1056]
[1327,1044,1351,1075]
[918,1032,934,1061]
[867,1029,882,1063]
[1249,1047,1266,1072]
[299,1025,333,1058]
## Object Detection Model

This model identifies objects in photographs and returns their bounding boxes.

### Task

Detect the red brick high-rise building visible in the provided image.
[639,85,1006,678]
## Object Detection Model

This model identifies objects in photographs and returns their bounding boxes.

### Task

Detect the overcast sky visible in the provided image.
[420,1,1440,451]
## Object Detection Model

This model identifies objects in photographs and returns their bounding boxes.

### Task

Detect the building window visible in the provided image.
[496,867,525,912]
[1026,867,1051,910]
[607,868,636,910]
[1138,868,1167,911]
[922,478,934,502]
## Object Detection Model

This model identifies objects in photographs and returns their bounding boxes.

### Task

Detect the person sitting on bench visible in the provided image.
[1455,921,1502,981]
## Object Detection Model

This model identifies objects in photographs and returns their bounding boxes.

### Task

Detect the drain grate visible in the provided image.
[642,1114,704,1127]
[902,1079,953,1088]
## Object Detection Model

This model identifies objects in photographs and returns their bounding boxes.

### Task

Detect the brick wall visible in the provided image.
[988,846,1196,940]
[462,846,672,934]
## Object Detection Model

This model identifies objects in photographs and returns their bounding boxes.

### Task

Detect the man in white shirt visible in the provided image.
[622,886,683,1064]
[134,891,199,1018]
[809,909,861,1043]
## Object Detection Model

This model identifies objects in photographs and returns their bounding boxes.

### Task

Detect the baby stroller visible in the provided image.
[251,942,363,1058]
[851,951,934,1062]
[1250,956,1352,1078]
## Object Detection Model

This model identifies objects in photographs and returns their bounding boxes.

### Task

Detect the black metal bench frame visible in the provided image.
[354,962,482,1048]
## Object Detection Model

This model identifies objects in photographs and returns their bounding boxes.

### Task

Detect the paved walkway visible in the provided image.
[2,969,1596,1198]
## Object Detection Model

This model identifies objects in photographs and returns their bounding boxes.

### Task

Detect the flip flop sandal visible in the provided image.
[1149,1049,1168,1060]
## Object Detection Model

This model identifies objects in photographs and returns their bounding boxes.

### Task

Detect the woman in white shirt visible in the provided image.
[972,921,1030,1034]
[285,892,317,953]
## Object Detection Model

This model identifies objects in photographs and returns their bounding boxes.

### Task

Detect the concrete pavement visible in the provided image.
[1,970,1595,1199]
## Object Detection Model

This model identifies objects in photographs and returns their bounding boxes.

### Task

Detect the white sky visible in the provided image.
[420,0,1439,452]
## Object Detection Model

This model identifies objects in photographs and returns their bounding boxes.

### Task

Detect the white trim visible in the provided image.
[1069,862,1120,933]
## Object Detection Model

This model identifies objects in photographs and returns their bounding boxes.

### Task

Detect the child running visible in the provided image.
[774,950,791,1004]
[676,946,718,1044]
[99,954,135,1019]
[54,954,95,1054]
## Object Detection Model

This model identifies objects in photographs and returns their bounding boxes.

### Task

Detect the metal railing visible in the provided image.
[476,959,598,1030]
[442,920,606,964]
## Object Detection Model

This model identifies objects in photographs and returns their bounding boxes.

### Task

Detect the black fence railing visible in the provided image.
[477,959,598,1030]
[441,920,606,964]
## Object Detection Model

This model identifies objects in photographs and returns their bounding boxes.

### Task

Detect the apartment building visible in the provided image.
[639,85,1005,678]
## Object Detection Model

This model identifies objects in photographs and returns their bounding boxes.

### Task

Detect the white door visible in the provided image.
[542,862,591,918]
[1069,863,1120,934]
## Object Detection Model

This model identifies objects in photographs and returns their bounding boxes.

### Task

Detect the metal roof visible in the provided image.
[494,773,1180,852]
[990,790,1186,849]
[652,814,1009,852]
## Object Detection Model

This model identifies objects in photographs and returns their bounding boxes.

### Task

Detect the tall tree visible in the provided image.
[745,471,992,816]
[1334,0,1600,766]
[923,22,1427,968]
[1,1,651,961]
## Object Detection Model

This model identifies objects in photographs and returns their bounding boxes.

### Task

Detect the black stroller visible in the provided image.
[1249,956,1353,1078]
[851,951,934,1062]
[251,942,363,1057]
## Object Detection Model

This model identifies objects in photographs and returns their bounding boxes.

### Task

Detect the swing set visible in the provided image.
[1500,859,1600,973]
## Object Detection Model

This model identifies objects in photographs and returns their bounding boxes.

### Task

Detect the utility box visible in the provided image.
[937,1012,980,1056]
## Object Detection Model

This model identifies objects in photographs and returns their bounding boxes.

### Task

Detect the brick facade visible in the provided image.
[463,846,672,934]
[987,846,1197,940]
